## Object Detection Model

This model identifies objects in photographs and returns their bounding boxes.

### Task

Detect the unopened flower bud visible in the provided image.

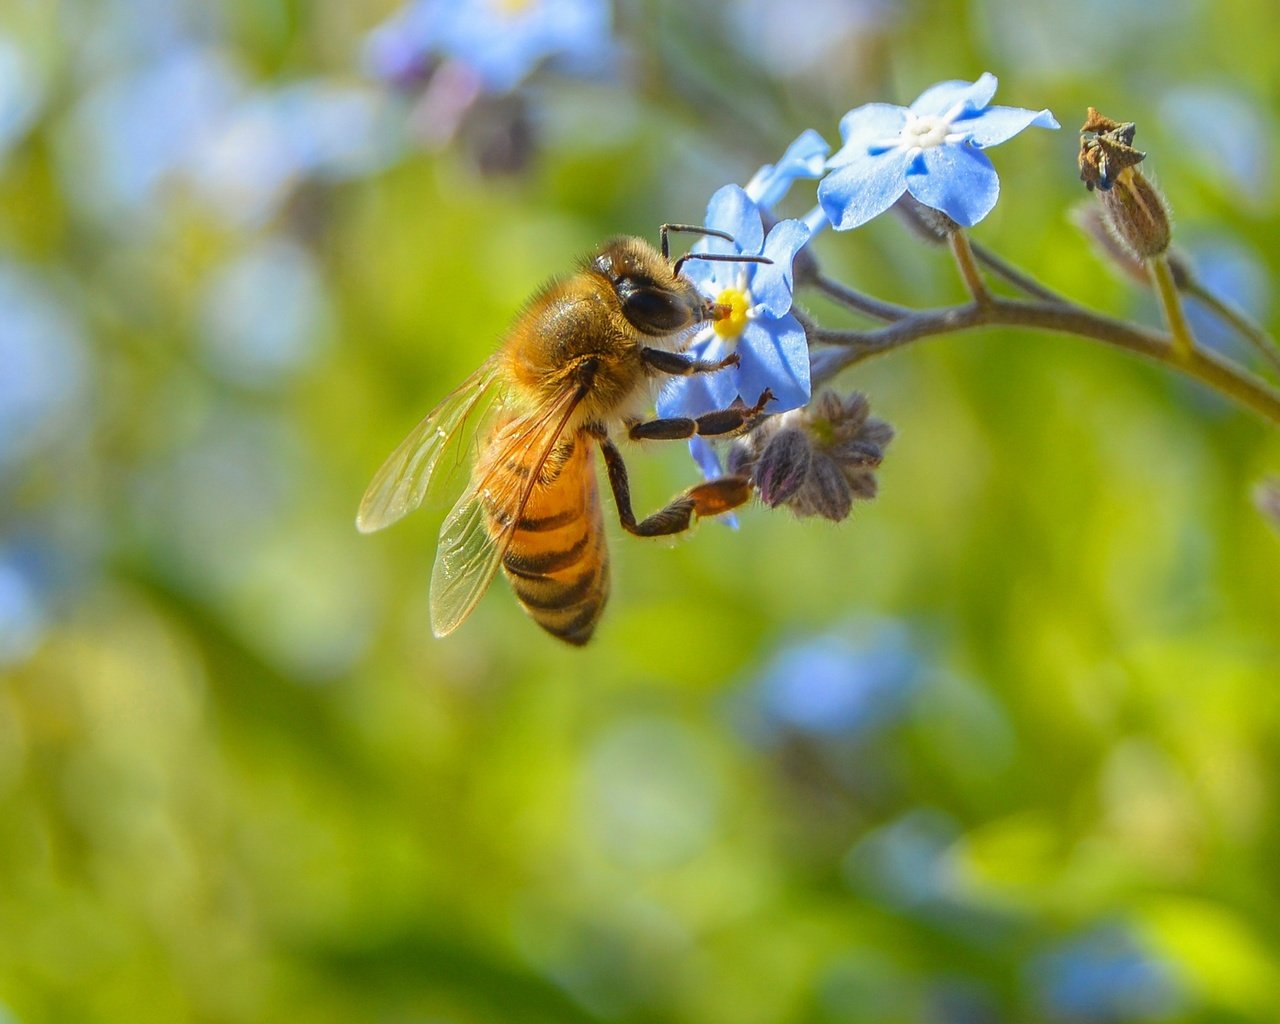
[1073,203,1192,287]
[741,390,893,522]
[1078,108,1171,259]
[755,427,812,507]
[792,455,853,521]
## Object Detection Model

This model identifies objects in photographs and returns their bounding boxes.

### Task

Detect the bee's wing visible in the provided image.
[429,380,587,638]
[356,358,505,534]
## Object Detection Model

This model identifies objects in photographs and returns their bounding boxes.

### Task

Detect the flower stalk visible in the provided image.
[948,229,992,305]
[1150,254,1195,363]
[808,291,1280,428]
[1182,275,1280,377]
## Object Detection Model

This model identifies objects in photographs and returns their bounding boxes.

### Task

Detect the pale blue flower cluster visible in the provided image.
[365,0,613,93]
[68,47,394,229]
[661,74,1056,487]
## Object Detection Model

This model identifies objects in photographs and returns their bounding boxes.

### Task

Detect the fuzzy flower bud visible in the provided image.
[754,427,812,507]
[1078,108,1171,259]
[732,390,893,522]
[1072,204,1191,287]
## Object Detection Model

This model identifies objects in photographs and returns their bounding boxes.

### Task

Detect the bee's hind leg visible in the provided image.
[596,436,751,537]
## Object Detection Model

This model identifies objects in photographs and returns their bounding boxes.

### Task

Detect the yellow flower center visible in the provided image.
[494,0,534,14]
[713,287,751,339]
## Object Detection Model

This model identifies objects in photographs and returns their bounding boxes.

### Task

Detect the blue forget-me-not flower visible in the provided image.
[661,133,827,498]
[658,185,811,420]
[746,128,830,213]
[818,72,1058,230]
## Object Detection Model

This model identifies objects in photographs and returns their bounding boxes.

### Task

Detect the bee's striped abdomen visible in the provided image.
[488,432,609,646]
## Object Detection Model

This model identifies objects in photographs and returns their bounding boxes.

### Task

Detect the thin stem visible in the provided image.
[1151,255,1195,362]
[968,239,1070,305]
[1183,276,1280,377]
[809,296,1280,429]
[811,273,912,322]
[949,230,992,305]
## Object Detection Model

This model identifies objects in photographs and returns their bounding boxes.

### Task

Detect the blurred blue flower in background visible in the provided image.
[60,46,239,222]
[0,34,44,163]
[726,0,897,81]
[186,80,394,227]
[0,545,49,667]
[1159,85,1276,206]
[818,72,1058,230]
[658,185,810,418]
[63,47,392,229]
[365,0,614,94]
[843,808,961,908]
[736,620,922,743]
[1181,235,1272,361]
[1029,925,1183,1022]
[198,237,333,386]
[0,264,89,475]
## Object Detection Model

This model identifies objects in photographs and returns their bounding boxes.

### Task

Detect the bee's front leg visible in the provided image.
[640,348,740,377]
[627,389,773,442]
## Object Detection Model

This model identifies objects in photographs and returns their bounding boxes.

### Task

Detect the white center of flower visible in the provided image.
[876,100,971,156]
[902,114,951,148]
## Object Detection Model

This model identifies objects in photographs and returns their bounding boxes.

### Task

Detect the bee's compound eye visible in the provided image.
[617,279,691,334]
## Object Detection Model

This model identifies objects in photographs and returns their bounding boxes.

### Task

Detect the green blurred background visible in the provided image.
[3,0,1279,1021]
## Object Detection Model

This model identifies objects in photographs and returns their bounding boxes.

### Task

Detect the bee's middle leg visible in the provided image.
[597,436,751,537]
[628,388,773,442]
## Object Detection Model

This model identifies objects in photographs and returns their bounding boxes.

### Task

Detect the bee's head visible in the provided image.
[592,236,705,336]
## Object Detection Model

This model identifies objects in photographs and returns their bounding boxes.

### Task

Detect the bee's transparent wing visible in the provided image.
[356,358,505,534]
[429,381,586,638]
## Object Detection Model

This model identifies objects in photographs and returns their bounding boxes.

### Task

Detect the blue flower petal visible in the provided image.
[961,105,1060,148]
[738,316,810,413]
[701,346,743,408]
[700,184,763,256]
[657,350,719,417]
[746,128,830,209]
[817,148,913,230]
[909,72,998,119]
[777,128,830,175]
[752,219,809,318]
[905,144,999,227]
[828,103,908,165]
[689,435,722,479]
[678,249,727,294]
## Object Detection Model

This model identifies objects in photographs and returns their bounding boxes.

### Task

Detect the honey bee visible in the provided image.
[357,226,773,645]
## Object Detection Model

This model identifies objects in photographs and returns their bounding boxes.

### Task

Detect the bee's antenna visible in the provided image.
[672,252,773,278]
[659,223,735,260]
